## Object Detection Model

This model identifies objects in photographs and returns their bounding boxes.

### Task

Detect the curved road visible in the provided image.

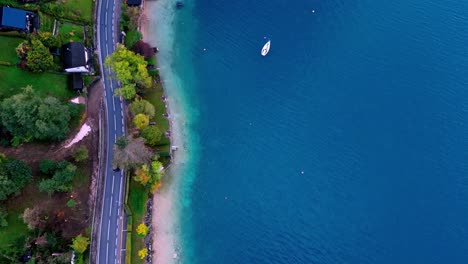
[96,0,126,263]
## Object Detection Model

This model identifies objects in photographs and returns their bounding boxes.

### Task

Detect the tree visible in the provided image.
[72,146,89,162]
[150,159,163,187]
[133,165,150,185]
[114,83,136,100]
[39,159,57,174]
[16,41,30,60]
[125,30,142,48]
[33,96,71,141]
[71,235,89,254]
[133,113,149,130]
[141,125,162,146]
[0,153,32,201]
[0,87,71,143]
[22,206,47,230]
[112,136,153,170]
[0,86,41,142]
[132,40,155,61]
[105,44,152,99]
[138,248,148,260]
[136,223,149,236]
[39,163,76,195]
[26,39,54,72]
[125,6,140,31]
[35,31,62,48]
[130,98,155,118]
[133,157,163,191]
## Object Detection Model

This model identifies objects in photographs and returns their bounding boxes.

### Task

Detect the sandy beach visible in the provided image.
[140,1,184,263]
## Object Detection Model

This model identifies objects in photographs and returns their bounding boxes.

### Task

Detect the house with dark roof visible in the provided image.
[0,6,37,33]
[62,42,90,73]
[127,0,142,6]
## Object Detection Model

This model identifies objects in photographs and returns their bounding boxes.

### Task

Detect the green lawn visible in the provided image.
[0,206,29,248]
[128,180,147,264]
[59,22,84,43]
[40,0,93,24]
[39,12,55,33]
[0,66,72,100]
[0,35,23,64]
[144,82,171,152]
[0,35,73,100]
[61,0,94,23]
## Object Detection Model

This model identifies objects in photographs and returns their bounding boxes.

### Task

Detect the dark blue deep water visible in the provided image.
[174,0,468,263]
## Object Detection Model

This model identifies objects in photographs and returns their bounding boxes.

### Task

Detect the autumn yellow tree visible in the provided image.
[133,113,149,130]
[138,248,148,259]
[136,223,149,236]
[105,44,152,100]
[71,235,89,254]
[114,83,136,99]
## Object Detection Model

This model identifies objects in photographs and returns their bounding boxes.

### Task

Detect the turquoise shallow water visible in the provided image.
[153,0,468,263]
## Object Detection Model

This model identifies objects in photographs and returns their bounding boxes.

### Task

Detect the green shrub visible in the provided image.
[141,126,162,146]
[66,199,77,208]
[72,146,89,162]
[39,159,56,175]
[124,30,142,48]
[148,70,159,77]
[147,57,156,65]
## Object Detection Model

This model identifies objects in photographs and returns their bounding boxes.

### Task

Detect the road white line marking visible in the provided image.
[121,126,124,133]
[109,195,113,217]
[114,115,117,131]
[106,245,109,264]
[107,218,111,240]
[111,172,115,195]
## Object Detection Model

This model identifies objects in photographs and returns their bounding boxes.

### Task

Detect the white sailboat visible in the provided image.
[261,40,271,56]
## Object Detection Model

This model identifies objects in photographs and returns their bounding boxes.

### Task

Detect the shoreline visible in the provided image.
[140,1,183,263]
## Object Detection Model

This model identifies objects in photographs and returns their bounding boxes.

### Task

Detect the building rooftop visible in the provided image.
[62,42,86,69]
[0,6,33,31]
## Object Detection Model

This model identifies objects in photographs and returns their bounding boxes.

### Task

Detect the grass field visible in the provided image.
[59,22,85,43]
[0,66,73,100]
[39,12,56,33]
[62,0,94,23]
[128,180,148,264]
[144,82,171,154]
[0,35,23,64]
[0,34,72,101]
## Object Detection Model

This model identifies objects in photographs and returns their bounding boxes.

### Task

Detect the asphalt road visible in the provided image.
[96,0,127,263]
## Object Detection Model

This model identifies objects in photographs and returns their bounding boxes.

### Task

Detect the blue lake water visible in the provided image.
[163,0,468,263]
